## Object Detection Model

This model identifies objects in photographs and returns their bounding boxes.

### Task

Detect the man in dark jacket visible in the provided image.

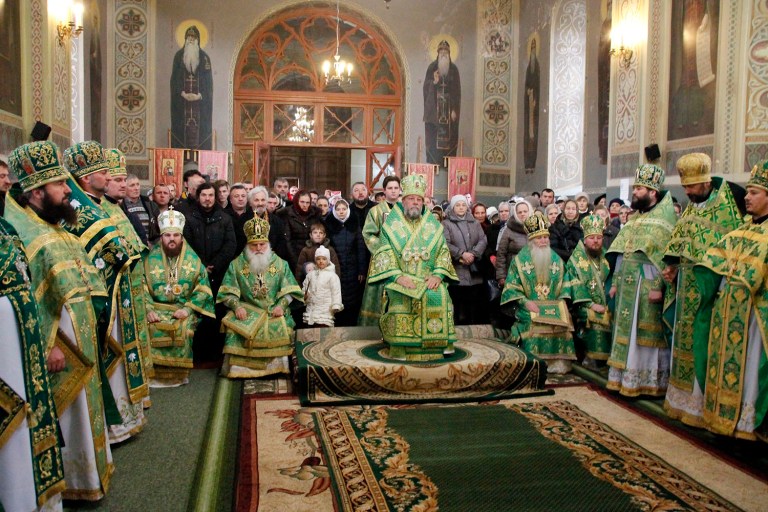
[183,182,237,363]
[122,174,160,245]
[176,169,206,217]
[224,183,253,255]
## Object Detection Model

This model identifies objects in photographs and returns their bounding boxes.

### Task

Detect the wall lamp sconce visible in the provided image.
[610,45,634,69]
[52,1,84,46]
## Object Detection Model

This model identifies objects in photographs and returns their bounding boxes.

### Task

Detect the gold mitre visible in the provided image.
[633,164,665,191]
[104,148,127,177]
[747,159,768,192]
[64,140,109,179]
[158,207,185,234]
[676,153,711,186]
[244,215,270,243]
[523,211,550,240]
[8,141,69,192]
[401,173,426,198]
[581,214,604,238]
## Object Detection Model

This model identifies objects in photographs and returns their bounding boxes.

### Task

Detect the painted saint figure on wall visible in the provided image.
[668,0,719,141]
[423,38,461,165]
[524,33,540,171]
[171,23,213,150]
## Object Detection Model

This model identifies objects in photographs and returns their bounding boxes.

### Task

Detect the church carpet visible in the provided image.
[236,386,766,512]
[295,325,549,405]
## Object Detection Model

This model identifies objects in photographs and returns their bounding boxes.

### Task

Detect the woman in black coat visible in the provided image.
[277,190,323,273]
[325,199,367,326]
[549,199,583,262]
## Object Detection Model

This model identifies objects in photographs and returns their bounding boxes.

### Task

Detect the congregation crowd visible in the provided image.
[1,137,767,510]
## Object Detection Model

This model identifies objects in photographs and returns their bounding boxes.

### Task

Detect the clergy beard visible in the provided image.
[585,245,603,259]
[404,205,422,220]
[630,195,653,211]
[438,53,450,78]
[530,244,552,285]
[36,193,78,226]
[163,242,183,258]
[246,247,272,274]
[183,40,200,74]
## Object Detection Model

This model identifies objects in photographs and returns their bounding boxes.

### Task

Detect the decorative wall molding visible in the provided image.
[612,0,641,151]
[53,41,69,126]
[718,0,742,175]
[547,0,586,193]
[646,0,662,144]
[31,0,44,121]
[745,0,768,134]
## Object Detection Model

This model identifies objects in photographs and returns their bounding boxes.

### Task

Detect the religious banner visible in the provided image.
[198,150,229,181]
[447,156,476,199]
[152,148,184,190]
[406,163,437,198]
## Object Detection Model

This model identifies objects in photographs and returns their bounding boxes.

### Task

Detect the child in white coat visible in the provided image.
[302,246,343,327]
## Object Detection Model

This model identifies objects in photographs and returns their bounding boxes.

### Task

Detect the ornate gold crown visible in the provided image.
[747,159,768,192]
[633,164,665,191]
[158,207,185,234]
[401,173,426,199]
[523,211,550,240]
[676,153,711,186]
[104,148,127,177]
[8,141,70,192]
[64,140,109,179]
[580,214,605,238]
[244,215,270,243]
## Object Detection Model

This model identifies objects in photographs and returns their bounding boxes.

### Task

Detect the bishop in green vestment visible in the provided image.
[218,216,304,378]
[144,209,215,386]
[358,176,401,326]
[501,211,575,374]
[367,174,458,361]
[6,141,114,501]
[662,153,745,427]
[692,160,768,440]
[566,215,612,366]
[607,164,677,397]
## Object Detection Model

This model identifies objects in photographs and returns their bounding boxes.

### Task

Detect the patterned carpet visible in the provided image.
[236,387,767,512]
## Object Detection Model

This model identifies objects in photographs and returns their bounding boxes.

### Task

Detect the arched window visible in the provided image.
[233,4,404,187]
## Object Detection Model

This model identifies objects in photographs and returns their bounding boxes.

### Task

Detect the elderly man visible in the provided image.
[64,141,148,442]
[662,153,745,426]
[691,160,768,440]
[248,185,290,262]
[566,214,612,368]
[423,39,461,165]
[367,174,458,360]
[607,164,677,397]
[217,216,303,378]
[359,175,402,326]
[501,211,575,374]
[0,216,66,511]
[144,209,215,386]
[5,141,114,500]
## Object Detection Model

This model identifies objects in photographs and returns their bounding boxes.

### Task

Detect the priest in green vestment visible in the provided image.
[367,173,459,361]
[64,141,147,443]
[0,216,66,511]
[358,176,401,326]
[218,216,304,378]
[5,141,114,501]
[607,164,677,397]
[501,211,575,374]
[566,214,612,367]
[692,160,768,440]
[145,209,215,386]
[662,153,745,427]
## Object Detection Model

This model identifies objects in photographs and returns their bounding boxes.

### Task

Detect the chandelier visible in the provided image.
[288,107,314,142]
[321,0,353,85]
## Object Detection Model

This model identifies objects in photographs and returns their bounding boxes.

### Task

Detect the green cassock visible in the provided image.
[662,177,743,426]
[0,217,66,507]
[144,242,215,377]
[217,251,304,377]
[501,244,575,361]
[693,220,768,440]
[565,241,612,360]
[367,203,458,361]
[4,197,114,498]
[358,201,393,326]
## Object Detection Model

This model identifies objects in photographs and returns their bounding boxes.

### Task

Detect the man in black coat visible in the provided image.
[224,183,253,255]
[183,182,236,363]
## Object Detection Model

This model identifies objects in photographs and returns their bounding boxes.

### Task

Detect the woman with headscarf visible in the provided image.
[442,195,488,324]
[496,199,531,287]
[325,199,367,326]
[549,199,584,262]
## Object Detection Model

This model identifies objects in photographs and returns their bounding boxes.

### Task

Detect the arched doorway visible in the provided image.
[232,3,405,192]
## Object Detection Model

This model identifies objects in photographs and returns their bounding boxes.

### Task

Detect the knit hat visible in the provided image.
[8,141,69,192]
[747,159,768,192]
[523,211,550,240]
[486,206,499,220]
[574,192,590,204]
[315,245,330,261]
[63,140,109,179]
[449,194,467,210]
[676,153,711,186]
[633,164,665,191]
